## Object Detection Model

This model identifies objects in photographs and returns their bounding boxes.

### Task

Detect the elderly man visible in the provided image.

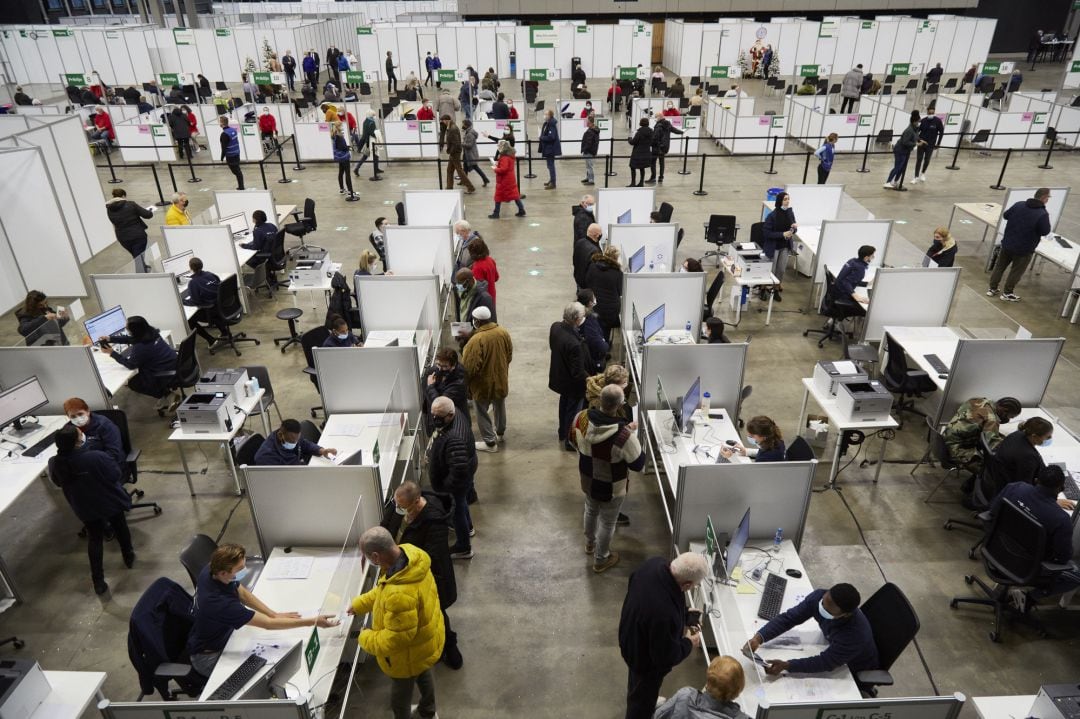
[453,267,496,330]
[573,223,603,289]
[619,552,709,719]
[572,194,596,241]
[462,305,513,452]
[428,396,478,559]
[381,480,461,669]
[348,527,444,719]
[453,220,480,269]
[570,384,645,573]
[549,302,591,451]
[440,114,475,193]
[165,192,191,226]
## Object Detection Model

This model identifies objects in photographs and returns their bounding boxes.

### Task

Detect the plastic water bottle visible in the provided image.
[685,320,692,333]
[702,392,711,412]
[649,260,655,271]
[774,528,784,547]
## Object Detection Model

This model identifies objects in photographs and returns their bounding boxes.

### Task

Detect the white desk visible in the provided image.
[948,202,1001,245]
[647,408,745,497]
[882,325,964,390]
[972,694,1036,719]
[797,378,899,487]
[276,203,298,225]
[167,389,268,495]
[692,539,861,716]
[1031,234,1080,323]
[199,546,370,710]
[309,411,408,500]
[792,225,820,278]
[721,256,778,326]
[90,330,174,397]
[365,328,434,369]
[36,670,107,719]
[288,262,343,318]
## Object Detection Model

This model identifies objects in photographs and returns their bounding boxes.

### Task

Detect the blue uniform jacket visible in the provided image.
[241,221,278,256]
[48,448,132,523]
[184,270,221,307]
[833,257,868,299]
[108,332,178,375]
[757,588,879,674]
[253,433,322,466]
[77,413,124,469]
[992,483,1073,564]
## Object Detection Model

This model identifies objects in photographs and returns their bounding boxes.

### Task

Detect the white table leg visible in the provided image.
[947,205,957,233]
[177,443,195,496]
[828,423,843,487]
[797,386,810,431]
[224,441,243,495]
[765,290,774,326]
[873,434,888,483]
[257,396,270,435]
[734,287,743,324]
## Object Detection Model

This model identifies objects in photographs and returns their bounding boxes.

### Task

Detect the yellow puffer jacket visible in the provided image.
[351,543,444,679]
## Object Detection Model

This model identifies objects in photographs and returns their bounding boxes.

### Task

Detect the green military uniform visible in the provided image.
[941,397,1005,467]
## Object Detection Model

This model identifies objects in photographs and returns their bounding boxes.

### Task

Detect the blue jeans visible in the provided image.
[887,148,910,184]
[450,481,474,551]
[545,157,556,184]
[492,199,525,217]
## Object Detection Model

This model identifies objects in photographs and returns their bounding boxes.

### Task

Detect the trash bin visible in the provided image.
[766,187,784,202]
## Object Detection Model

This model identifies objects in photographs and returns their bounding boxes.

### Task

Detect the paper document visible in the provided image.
[263,556,314,580]
[830,361,858,374]
[68,299,85,322]
[324,423,362,437]
[367,415,399,427]
[450,322,473,338]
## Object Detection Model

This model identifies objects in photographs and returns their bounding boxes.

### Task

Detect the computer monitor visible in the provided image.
[725,508,751,580]
[628,246,646,273]
[679,376,700,435]
[617,209,632,225]
[237,640,305,700]
[219,212,249,236]
[84,305,127,343]
[161,249,194,278]
[335,448,364,465]
[642,304,665,343]
[0,376,49,432]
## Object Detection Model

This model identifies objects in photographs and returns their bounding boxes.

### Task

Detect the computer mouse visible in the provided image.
[785,568,802,578]
[938,374,948,379]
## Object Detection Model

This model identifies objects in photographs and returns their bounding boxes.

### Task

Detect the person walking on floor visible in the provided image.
[385,51,398,93]
[648,114,683,184]
[218,116,244,190]
[460,119,490,187]
[462,305,512,453]
[988,187,1052,302]
[427,397,478,559]
[440,115,475,193]
[488,141,526,218]
[549,302,591,451]
[840,64,863,114]
[353,110,383,179]
[883,111,923,190]
[330,121,358,201]
[569,383,645,574]
[424,51,436,87]
[168,106,192,160]
[814,133,837,184]
[282,50,296,91]
[539,109,561,189]
[580,115,599,186]
[911,105,944,184]
[106,188,154,272]
[627,117,653,187]
[302,51,317,88]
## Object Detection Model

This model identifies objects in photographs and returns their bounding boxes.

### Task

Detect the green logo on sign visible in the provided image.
[372,439,380,465]
[64,73,87,86]
[771,117,784,129]
[618,67,638,81]
[799,65,819,78]
[529,69,551,82]
[356,26,373,35]
[438,69,457,83]
[52,29,72,37]
[861,21,876,30]
[981,61,1001,75]
[577,26,590,34]
[1072,61,1080,73]
[529,25,558,49]
[215,28,231,37]
[889,63,911,76]
[252,72,272,84]
[346,71,364,84]
[859,115,872,127]
[158,73,179,86]
[947,113,961,126]
[709,66,731,79]
[305,627,320,672]
[1034,112,1048,124]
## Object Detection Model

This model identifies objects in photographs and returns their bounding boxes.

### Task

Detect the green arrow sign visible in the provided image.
[252,71,272,84]
[64,73,87,86]
[618,67,638,81]
[709,66,733,79]
[438,69,457,83]
[799,65,819,78]
[1071,61,1080,73]
[305,627,320,672]
[346,70,365,84]
[889,63,911,76]
[158,73,179,86]
[215,28,231,37]
[529,69,553,82]
[980,61,1001,75]
[356,26,373,35]
[52,28,73,38]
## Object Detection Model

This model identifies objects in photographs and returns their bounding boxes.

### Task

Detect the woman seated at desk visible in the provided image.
[721,416,786,462]
[91,316,179,413]
[991,417,1052,488]
[924,226,957,267]
[322,314,362,348]
[253,418,336,466]
[705,318,731,344]
[654,655,750,719]
[15,290,70,344]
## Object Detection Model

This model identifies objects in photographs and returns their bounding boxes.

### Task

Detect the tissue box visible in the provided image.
[802,414,829,450]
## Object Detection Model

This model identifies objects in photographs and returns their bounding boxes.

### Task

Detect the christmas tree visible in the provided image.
[768,52,780,79]
[261,37,274,71]
[737,51,749,79]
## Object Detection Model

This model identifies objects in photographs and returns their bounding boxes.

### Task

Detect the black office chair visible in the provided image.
[128,577,204,701]
[914,420,963,503]
[904,79,918,90]
[206,275,260,356]
[875,129,893,146]
[689,75,700,86]
[704,270,724,319]
[675,228,685,249]
[245,228,286,298]
[950,498,1076,642]
[969,129,992,156]
[784,435,816,461]
[301,326,331,418]
[884,74,896,84]
[748,221,765,249]
[154,331,200,416]
[359,82,372,97]
[241,366,284,426]
[881,333,936,428]
[856,583,920,697]
[925,83,939,96]
[944,77,957,90]
[395,201,407,226]
[944,433,1000,556]
[828,83,841,95]
[96,409,162,518]
[284,198,322,254]
[703,215,738,255]
[178,534,263,591]
[234,431,264,469]
[803,270,862,348]
[736,384,753,428]
[299,420,321,445]
[657,202,674,224]
[215,81,228,91]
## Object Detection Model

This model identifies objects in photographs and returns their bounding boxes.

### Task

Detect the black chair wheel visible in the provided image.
[13,639,24,649]
[802,330,809,337]
[154,506,163,515]
[949,599,958,609]
[964,575,974,585]
[968,548,977,560]
[280,346,287,354]
[943,521,952,530]
[254,339,261,345]
[989,631,1001,643]
[133,489,144,498]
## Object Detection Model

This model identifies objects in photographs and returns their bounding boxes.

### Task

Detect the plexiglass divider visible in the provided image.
[376,371,408,495]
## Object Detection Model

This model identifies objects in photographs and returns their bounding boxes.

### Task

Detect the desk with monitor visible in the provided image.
[307,411,417,502]
[81,305,177,395]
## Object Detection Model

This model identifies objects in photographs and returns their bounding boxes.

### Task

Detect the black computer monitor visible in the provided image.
[679,376,700,435]
[237,640,304,700]
[725,508,751,579]
[0,376,49,432]
[628,246,646,273]
[337,448,364,465]
[642,304,665,343]
[84,305,127,343]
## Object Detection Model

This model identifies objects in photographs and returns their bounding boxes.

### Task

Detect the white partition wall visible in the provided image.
[215,190,276,231]
[995,187,1069,242]
[114,116,177,162]
[161,225,248,313]
[355,275,440,334]
[622,273,705,335]
[813,220,892,285]
[640,343,748,418]
[90,273,190,347]
[0,147,87,311]
[862,268,962,343]
[559,116,613,158]
[403,189,464,225]
[313,346,423,426]
[0,347,109,414]
[597,187,654,235]
[383,226,454,289]
[784,184,844,229]
[607,224,678,274]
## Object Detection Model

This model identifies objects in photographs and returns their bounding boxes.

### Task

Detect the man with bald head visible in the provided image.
[572,193,596,241]
[573,223,604,289]
[427,396,478,559]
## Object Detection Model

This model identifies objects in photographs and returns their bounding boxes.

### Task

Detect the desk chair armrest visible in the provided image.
[151,369,178,379]
[976,510,992,522]
[855,669,893,687]
[905,369,931,380]
[1042,560,1078,573]
[154,663,192,678]
[126,449,141,463]
[196,303,215,311]
[303,367,318,376]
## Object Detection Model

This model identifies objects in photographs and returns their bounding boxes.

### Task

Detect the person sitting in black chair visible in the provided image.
[993,417,1052,487]
[253,418,336,465]
[721,416,786,462]
[240,210,277,268]
[322,314,362,347]
[705,317,730,344]
[833,245,875,315]
[182,257,227,347]
[92,316,178,412]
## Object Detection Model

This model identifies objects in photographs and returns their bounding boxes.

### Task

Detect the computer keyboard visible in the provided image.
[1056,236,1072,249]
[924,353,950,375]
[205,653,267,701]
[21,431,59,458]
[1064,473,1080,502]
[756,572,788,621]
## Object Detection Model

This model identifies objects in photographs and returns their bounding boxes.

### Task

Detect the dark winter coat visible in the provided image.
[106,198,154,251]
[428,410,477,494]
[572,204,593,241]
[573,237,602,288]
[538,117,562,157]
[628,125,654,169]
[618,556,691,674]
[381,491,457,608]
[585,252,623,331]
[422,362,470,432]
[580,125,600,156]
[651,118,683,155]
[48,447,132,523]
[548,320,590,397]
[1001,198,1051,255]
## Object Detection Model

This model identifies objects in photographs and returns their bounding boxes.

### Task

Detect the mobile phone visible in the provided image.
[686,608,702,628]
[741,645,768,667]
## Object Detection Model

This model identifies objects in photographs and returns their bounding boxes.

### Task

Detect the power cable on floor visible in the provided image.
[214,496,246,544]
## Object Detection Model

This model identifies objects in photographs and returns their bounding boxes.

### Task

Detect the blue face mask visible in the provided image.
[282,440,298,451]
[745,435,760,448]
[337,333,350,341]
[1042,437,1054,447]
[454,282,466,293]
[232,567,250,584]
[818,599,835,621]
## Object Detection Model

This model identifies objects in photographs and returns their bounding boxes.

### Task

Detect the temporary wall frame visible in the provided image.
[621,273,706,336]
[0,346,109,415]
[862,267,962,343]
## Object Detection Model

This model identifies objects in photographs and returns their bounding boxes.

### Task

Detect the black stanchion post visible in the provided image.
[605,137,617,176]
[437,155,444,189]
[524,139,537,179]
[167,163,178,194]
[291,135,305,171]
[103,146,122,184]
[258,161,268,190]
[990,147,1011,190]
[150,164,170,206]
[856,135,871,173]
[677,138,691,175]
[763,136,779,175]
[801,151,810,183]
[1038,135,1056,170]
[693,154,708,196]
[603,155,610,188]
[276,142,291,184]
[185,151,202,183]
[945,129,963,171]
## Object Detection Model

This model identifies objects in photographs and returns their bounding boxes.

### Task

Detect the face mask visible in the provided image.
[70,414,90,428]
[394,502,412,516]
[818,599,835,621]
[678,267,688,273]
[454,282,467,293]
[337,333,350,341]
[746,435,760,447]
[1042,437,1054,447]
[585,204,594,213]
[233,567,250,584]
[432,415,447,429]
[282,440,298,451]
[369,262,378,271]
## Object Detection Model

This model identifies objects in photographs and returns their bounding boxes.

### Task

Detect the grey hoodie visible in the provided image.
[654,687,750,719]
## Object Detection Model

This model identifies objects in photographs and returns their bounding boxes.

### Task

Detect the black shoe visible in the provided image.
[442,643,463,670]
[563,440,576,452]
[773,290,782,303]
[645,179,657,185]
[488,213,500,219]
[467,488,479,504]
[617,512,630,526]
[515,211,527,217]
[582,181,594,186]
[94,579,109,595]
[482,181,490,187]
[123,552,136,568]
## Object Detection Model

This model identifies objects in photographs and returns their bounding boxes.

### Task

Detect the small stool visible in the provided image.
[274,307,304,353]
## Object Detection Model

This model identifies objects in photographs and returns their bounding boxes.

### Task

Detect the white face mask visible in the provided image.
[678,266,688,273]
[69,413,90,428]
[337,333,350,341]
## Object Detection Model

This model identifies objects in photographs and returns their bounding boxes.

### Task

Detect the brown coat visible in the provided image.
[461,322,513,402]
[443,122,463,159]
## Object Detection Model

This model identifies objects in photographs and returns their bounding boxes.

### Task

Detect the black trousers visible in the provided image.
[85,512,133,583]
[914,144,934,177]
[648,153,667,181]
[128,371,170,399]
[189,308,227,344]
[337,161,354,193]
[558,394,583,442]
[464,162,489,184]
[629,167,645,186]
[840,96,856,113]
[625,667,666,719]
[176,137,191,160]
[425,70,434,86]
[817,164,830,184]
[225,156,244,189]
[388,73,398,92]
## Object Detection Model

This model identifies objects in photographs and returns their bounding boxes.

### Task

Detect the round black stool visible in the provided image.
[273,307,304,353]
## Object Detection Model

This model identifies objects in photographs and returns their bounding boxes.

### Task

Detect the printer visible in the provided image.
[835,379,893,422]
[732,243,773,280]
[1030,684,1080,719]
[813,360,869,398]
[289,249,332,287]
[176,393,233,434]
[0,659,51,719]
[196,368,249,410]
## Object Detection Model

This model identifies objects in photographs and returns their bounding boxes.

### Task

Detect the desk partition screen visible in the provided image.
[596,187,655,238]
[640,343,748,419]
[755,694,966,719]
[781,184,843,230]
[90,273,190,348]
[403,189,464,225]
[355,275,440,334]
[607,224,678,274]
[99,699,312,719]
[621,273,705,334]
[862,267,961,343]
[994,187,1070,244]
[215,190,276,233]
[383,227,454,289]
[814,220,891,285]
[0,346,108,414]
[313,345,423,426]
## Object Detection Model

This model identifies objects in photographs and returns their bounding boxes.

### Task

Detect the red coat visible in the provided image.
[416,105,435,120]
[94,111,114,140]
[345,112,357,133]
[662,108,681,117]
[493,154,519,204]
[471,255,499,301]
[508,107,519,119]
[258,113,277,134]
[186,111,199,135]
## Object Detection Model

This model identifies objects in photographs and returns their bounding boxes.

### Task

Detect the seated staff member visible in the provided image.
[993,417,1052,487]
[832,245,875,313]
[253,418,336,465]
[654,655,751,719]
[941,396,1020,470]
[705,317,730,344]
[93,316,179,412]
[322,315,362,347]
[64,397,123,468]
[744,583,878,677]
[182,257,227,347]
[721,416,786,462]
[187,543,336,677]
[239,210,277,268]
[15,290,70,341]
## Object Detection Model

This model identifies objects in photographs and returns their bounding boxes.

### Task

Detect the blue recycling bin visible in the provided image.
[765,187,784,202]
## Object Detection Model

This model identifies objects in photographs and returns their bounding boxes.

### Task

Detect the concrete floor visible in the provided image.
[2,56,1080,718]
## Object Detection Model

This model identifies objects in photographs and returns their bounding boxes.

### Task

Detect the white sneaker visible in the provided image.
[921,171,929,181]
[912,176,923,184]
[883,181,895,189]
[475,441,498,453]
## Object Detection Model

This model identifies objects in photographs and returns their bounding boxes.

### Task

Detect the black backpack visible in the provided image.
[325,272,360,329]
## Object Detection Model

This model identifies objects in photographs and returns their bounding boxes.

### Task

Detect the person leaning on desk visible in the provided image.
[87,316,179,413]
[721,416,786,462]
[831,245,876,314]
[187,543,337,678]
[240,210,277,268]
[743,583,878,677]
[15,290,70,341]
[253,418,336,466]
